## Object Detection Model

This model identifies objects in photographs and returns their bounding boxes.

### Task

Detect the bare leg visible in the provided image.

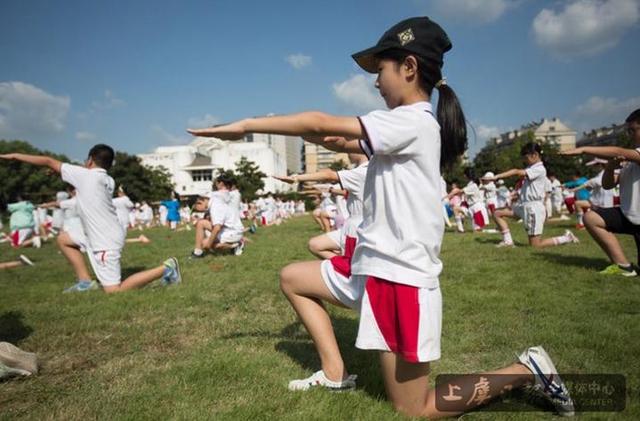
[125,235,150,244]
[194,219,212,250]
[280,260,350,382]
[103,265,165,294]
[584,210,630,265]
[308,233,341,260]
[0,261,23,270]
[379,352,533,419]
[57,232,91,280]
[493,208,513,232]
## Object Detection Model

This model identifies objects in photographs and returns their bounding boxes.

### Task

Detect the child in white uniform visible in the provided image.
[0,144,181,293]
[561,109,640,276]
[489,143,579,248]
[187,17,573,418]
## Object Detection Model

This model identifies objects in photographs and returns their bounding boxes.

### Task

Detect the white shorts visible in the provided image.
[217,228,243,244]
[513,201,546,236]
[10,228,33,247]
[326,229,344,252]
[320,260,442,363]
[86,249,122,287]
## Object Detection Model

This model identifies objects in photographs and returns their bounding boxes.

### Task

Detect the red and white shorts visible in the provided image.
[10,228,33,247]
[321,255,441,362]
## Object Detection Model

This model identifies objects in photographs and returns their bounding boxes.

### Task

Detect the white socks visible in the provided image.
[455,215,464,232]
[501,230,513,244]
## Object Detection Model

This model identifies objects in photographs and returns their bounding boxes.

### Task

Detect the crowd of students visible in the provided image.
[2,14,640,419]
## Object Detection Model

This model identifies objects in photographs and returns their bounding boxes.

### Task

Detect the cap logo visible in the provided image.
[397,28,415,46]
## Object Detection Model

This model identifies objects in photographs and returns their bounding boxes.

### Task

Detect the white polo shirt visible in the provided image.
[352,101,443,288]
[337,163,368,238]
[463,181,483,207]
[520,161,547,203]
[619,148,640,224]
[61,163,125,251]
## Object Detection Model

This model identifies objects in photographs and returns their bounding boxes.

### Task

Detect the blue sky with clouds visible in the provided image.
[1,0,639,160]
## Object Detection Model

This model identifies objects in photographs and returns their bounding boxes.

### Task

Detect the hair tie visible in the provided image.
[435,78,447,89]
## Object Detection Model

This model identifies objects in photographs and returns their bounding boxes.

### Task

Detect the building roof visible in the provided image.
[183,153,215,169]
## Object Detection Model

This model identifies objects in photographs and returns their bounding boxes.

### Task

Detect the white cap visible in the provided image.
[483,171,495,179]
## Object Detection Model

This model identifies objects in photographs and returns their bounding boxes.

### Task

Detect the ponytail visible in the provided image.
[436,83,467,170]
[375,48,467,170]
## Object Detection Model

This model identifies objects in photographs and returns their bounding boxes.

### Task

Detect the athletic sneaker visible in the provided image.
[63,280,98,293]
[564,230,580,244]
[189,251,204,259]
[288,370,357,391]
[162,257,182,285]
[496,241,515,248]
[19,255,35,266]
[32,236,41,249]
[559,214,571,221]
[234,239,245,256]
[599,264,637,277]
[0,342,38,376]
[517,346,575,417]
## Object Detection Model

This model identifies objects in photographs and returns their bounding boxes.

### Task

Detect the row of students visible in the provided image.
[186,16,573,418]
[0,144,182,293]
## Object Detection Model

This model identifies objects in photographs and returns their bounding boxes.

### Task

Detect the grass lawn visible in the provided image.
[1,216,639,420]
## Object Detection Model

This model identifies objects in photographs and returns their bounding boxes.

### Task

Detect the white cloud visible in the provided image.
[429,0,517,24]
[187,113,221,128]
[0,81,70,140]
[475,124,502,141]
[332,74,385,112]
[75,131,99,142]
[285,54,312,70]
[532,0,640,57]
[91,89,125,111]
[573,95,640,129]
[151,125,188,145]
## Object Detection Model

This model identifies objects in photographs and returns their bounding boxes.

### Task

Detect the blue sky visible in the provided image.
[1,0,639,160]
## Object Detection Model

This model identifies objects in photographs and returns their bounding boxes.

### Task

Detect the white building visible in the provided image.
[489,117,576,151]
[138,137,291,196]
[245,133,303,174]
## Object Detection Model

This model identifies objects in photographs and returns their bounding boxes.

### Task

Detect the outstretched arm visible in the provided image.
[187,112,365,153]
[0,153,62,173]
[484,168,527,181]
[561,146,640,164]
[273,168,339,184]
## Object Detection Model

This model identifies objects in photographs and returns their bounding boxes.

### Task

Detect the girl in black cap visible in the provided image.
[188,16,573,418]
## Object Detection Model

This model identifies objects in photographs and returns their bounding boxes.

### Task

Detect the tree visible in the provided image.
[109,152,174,202]
[0,140,70,210]
[233,156,266,201]
[329,159,349,171]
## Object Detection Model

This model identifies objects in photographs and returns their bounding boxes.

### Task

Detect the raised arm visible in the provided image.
[489,168,527,180]
[561,146,640,164]
[0,153,62,173]
[187,112,365,154]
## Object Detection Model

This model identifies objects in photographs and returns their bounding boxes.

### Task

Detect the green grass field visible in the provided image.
[1,217,639,420]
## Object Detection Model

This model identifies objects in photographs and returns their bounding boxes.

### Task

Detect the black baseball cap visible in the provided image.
[352,17,452,74]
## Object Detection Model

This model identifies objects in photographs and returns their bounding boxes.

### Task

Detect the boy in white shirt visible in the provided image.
[561,109,640,276]
[0,144,181,293]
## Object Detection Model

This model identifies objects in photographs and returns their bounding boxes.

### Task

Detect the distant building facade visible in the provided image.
[303,141,349,173]
[488,117,576,151]
[577,123,627,147]
[138,137,291,196]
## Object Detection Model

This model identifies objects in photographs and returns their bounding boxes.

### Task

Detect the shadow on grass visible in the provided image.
[275,318,386,399]
[532,252,609,271]
[0,311,33,343]
[473,237,526,247]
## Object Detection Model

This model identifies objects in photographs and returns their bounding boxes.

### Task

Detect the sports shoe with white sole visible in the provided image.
[63,280,98,293]
[234,239,245,256]
[496,241,515,248]
[288,370,357,392]
[599,264,637,277]
[564,230,580,244]
[19,255,35,266]
[32,236,41,249]
[0,342,38,375]
[517,346,574,416]
[162,257,182,285]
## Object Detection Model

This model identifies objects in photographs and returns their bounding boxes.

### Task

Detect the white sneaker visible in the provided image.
[19,255,35,266]
[564,230,580,244]
[496,241,515,248]
[0,342,38,375]
[517,346,574,417]
[233,239,245,256]
[559,214,571,221]
[32,236,41,249]
[288,370,357,391]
